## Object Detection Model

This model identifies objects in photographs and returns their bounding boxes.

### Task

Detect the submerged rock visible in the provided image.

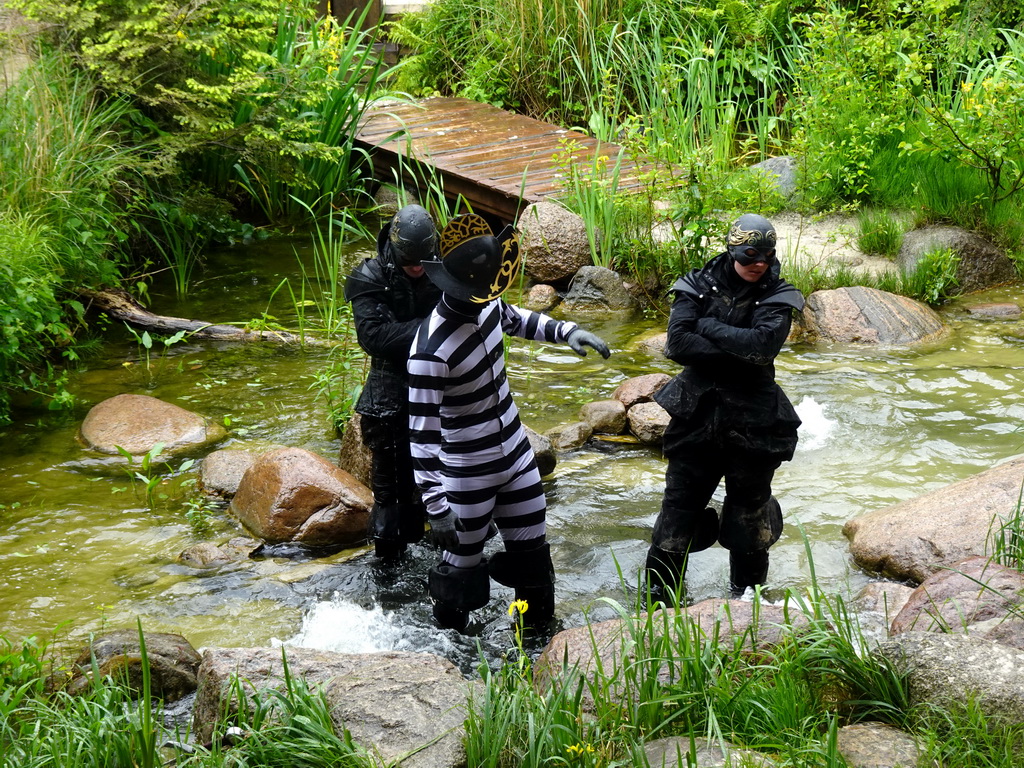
[79,393,226,456]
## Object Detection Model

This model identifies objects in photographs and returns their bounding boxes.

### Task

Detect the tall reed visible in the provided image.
[213,6,392,222]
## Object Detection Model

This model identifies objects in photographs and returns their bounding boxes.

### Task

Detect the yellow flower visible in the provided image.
[565,742,595,757]
[508,599,529,616]
[176,30,185,40]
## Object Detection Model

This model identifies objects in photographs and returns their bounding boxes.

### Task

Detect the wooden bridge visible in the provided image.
[353,97,659,224]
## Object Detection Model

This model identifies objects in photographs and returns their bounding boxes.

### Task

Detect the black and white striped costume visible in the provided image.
[408,296,577,568]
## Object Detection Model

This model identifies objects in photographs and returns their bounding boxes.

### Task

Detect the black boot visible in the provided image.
[373,537,406,561]
[644,545,687,605]
[513,584,555,628]
[729,549,769,597]
[428,561,490,633]
[432,602,469,632]
[370,503,406,561]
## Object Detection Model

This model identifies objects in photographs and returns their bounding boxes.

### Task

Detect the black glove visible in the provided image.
[566,328,611,359]
[376,303,396,322]
[430,509,461,552]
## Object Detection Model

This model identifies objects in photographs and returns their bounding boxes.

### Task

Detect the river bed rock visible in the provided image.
[843,454,1024,583]
[873,631,1024,725]
[230,447,372,548]
[561,265,635,313]
[78,393,227,456]
[890,555,1024,649]
[801,287,946,345]
[65,628,202,702]
[191,646,476,768]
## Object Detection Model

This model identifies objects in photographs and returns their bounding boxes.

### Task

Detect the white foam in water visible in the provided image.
[794,396,834,451]
[276,598,414,654]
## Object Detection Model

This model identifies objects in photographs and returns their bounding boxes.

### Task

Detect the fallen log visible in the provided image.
[78,288,334,346]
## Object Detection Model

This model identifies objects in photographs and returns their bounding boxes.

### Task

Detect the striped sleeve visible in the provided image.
[408,350,449,518]
[497,299,577,342]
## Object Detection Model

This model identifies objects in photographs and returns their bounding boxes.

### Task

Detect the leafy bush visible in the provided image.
[12,0,390,221]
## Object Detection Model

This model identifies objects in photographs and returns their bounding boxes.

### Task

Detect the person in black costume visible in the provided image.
[646,213,804,599]
[344,204,443,560]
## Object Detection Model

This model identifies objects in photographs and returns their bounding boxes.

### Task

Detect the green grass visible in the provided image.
[5,567,1024,767]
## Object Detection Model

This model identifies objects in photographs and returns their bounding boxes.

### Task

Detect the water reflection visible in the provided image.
[1,236,1023,672]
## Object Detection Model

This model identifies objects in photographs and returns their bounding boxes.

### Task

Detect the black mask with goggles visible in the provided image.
[730,247,777,266]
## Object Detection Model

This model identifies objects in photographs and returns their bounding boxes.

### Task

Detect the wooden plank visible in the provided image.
[355,96,663,223]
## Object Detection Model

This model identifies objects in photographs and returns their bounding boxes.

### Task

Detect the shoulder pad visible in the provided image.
[759,282,805,311]
[343,259,385,301]
[668,271,702,299]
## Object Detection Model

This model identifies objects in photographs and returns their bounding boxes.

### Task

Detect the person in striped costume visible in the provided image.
[408,214,611,632]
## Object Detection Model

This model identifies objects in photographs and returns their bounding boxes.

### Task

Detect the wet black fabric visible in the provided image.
[653,253,802,461]
[344,226,442,420]
[654,432,782,554]
[649,251,802,562]
[345,226,440,549]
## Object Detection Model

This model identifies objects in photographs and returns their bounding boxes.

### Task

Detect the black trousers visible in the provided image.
[653,416,783,555]
[361,413,418,507]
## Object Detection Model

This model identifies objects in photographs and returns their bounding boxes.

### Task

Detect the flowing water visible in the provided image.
[2,233,1023,674]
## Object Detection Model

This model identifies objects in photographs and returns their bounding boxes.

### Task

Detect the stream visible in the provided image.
[2,232,1023,674]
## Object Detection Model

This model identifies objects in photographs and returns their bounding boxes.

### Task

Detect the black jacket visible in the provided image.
[344,224,442,418]
[654,253,804,460]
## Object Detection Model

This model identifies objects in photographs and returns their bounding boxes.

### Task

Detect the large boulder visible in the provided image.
[843,454,1024,584]
[78,393,227,456]
[518,201,593,286]
[230,447,372,548]
[65,628,202,702]
[835,722,921,768]
[802,287,946,345]
[191,647,476,768]
[750,155,798,201]
[560,265,635,313]
[890,556,1024,650]
[874,631,1024,725]
[898,225,1017,295]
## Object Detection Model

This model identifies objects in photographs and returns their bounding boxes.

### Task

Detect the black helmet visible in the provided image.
[726,213,777,265]
[388,204,438,266]
[421,214,520,303]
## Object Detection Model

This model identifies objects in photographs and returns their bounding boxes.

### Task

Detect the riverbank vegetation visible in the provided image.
[1,0,1023,422]
[5,579,1024,766]
[0,0,388,423]
[390,0,1024,280]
